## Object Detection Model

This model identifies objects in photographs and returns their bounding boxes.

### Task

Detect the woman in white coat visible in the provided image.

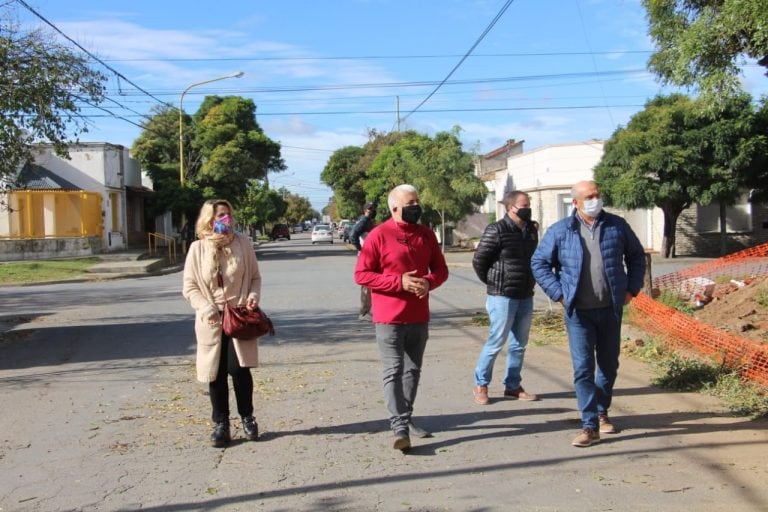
[182,199,262,447]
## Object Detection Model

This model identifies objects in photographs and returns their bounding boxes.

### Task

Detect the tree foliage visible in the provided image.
[237,181,286,232]
[0,5,106,182]
[644,0,768,102]
[322,128,485,227]
[131,95,286,222]
[594,93,765,257]
[365,128,486,226]
[191,96,285,201]
[279,188,314,225]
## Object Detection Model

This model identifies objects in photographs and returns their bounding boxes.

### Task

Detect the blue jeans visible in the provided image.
[474,295,534,389]
[564,307,621,430]
[375,323,429,433]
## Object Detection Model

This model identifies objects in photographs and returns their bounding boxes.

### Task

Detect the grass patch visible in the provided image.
[468,310,567,346]
[623,338,768,418]
[469,311,489,327]
[656,289,696,315]
[0,257,100,285]
[530,310,567,345]
[756,290,768,309]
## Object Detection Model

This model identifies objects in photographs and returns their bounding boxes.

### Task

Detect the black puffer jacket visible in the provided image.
[472,214,538,298]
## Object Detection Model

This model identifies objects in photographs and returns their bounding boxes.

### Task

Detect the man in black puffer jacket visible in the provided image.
[472,191,539,405]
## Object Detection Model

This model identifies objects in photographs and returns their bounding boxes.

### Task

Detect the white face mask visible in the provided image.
[581,198,603,217]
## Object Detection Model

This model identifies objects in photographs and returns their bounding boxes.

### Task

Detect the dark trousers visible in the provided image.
[209,333,254,423]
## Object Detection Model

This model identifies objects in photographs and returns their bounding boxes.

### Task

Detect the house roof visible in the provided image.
[16,164,82,191]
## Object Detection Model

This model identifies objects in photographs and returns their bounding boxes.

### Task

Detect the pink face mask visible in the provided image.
[213,214,232,234]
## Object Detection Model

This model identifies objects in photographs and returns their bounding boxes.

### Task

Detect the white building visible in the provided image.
[473,139,768,256]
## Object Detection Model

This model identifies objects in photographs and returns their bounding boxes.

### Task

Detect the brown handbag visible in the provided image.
[218,272,275,339]
[222,303,275,339]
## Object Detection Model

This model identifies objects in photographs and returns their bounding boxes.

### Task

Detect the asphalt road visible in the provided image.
[1,234,766,512]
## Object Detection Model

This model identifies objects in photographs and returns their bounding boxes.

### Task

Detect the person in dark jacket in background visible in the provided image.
[531,180,645,448]
[349,202,376,320]
[472,191,539,406]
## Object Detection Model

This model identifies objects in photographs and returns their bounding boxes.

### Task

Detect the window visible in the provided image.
[558,193,573,220]
[695,195,752,233]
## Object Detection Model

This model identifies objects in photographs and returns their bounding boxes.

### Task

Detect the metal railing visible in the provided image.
[148,232,177,264]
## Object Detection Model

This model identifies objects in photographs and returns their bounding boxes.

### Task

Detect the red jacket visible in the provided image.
[354,218,449,324]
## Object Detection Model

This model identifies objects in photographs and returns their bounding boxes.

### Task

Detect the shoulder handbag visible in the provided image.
[218,272,275,339]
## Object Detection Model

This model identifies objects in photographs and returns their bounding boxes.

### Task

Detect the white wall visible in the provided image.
[31,144,136,251]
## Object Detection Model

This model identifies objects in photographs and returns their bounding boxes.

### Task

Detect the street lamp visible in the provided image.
[178,71,244,186]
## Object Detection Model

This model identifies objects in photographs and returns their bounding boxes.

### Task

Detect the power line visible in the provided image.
[74,103,646,118]
[402,0,516,122]
[98,50,653,63]
[14,0,170,107]
[98,69,649,97]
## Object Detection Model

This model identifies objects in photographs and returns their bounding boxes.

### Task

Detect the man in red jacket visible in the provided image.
[354,184,449,452]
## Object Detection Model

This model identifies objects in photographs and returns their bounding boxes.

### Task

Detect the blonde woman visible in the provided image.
[182,199,262,447]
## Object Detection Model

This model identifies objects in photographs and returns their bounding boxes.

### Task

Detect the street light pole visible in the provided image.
[178,71,244,252]
[178,71,244,186]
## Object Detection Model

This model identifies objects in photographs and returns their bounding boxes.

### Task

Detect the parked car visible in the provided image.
[293,224,304,234]
[337,220,351,239]
[311,224,334,244]
[270,223,291,241]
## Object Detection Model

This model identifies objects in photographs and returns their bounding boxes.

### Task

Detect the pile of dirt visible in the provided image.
[693,275,768,342]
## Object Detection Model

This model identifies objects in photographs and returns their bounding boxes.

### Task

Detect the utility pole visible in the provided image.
[396,96,401,132]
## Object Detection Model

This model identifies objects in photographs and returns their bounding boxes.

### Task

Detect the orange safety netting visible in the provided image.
[629,241,768,388]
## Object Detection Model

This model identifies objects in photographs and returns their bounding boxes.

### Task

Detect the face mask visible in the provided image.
[581,198,603,218]
[400,205,422,224]
[515,207,532,222]
[213,214,232,234]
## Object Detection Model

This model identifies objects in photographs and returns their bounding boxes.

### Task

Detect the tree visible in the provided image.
[192,96,286,201]
[320,145,366,219]
[131,96,286,225]
[131,105,201,222]
[279,188,314,225]
[365,128,486,229]
[0,5,106,185]
[594,93,763,257]
[237,180,286,234]
[644,0,768,102]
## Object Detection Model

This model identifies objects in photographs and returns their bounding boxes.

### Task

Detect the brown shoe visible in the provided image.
[572,428,601,447]
[598,414,617,434]
[393,431,411,452]
[504,386,539,401]
[473,385,490,405]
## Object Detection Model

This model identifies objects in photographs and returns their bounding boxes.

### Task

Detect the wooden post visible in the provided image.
[643,249,654,296]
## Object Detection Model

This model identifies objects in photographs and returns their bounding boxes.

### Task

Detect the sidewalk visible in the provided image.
[5,318,762,511]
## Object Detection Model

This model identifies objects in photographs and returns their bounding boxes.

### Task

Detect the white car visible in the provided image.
[311,224,334,244]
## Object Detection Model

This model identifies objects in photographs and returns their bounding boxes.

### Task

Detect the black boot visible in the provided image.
[210,421,231,448]
[242,416,259,441]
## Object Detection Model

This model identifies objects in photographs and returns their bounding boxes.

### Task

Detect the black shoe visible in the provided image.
[242,416,259,441]
[210,421,231,448]
[393,430,411,452]
[408,421,432,438]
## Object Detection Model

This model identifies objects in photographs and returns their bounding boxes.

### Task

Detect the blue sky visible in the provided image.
[16,0,768,209]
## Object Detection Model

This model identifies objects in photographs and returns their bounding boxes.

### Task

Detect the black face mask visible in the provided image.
[400,205,422,224]
[515,207,532,222]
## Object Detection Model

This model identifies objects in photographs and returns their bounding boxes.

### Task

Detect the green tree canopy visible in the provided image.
[594,93,764,257]
[192,96,285,200]
[0,5,106,185]
[365,128,486,227]
[279,188,314,225]
[320,145,366,219]
[644,0,768,102]
[131,95,286,224]
[237,181,286,232]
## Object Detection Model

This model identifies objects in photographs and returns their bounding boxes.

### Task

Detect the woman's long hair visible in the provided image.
[195,199,235,239]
